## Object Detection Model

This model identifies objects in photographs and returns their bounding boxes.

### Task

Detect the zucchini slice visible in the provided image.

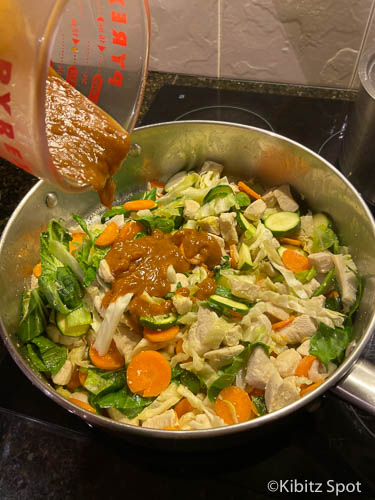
[264,211,300,237]
[313,212,331,229]
[56,307,92,337]
[236,212,256,234]
[203,185,233,204]
[208,295,249,314]
[140,313,177,331]
[237,243,253,271]
[278,244,307,258]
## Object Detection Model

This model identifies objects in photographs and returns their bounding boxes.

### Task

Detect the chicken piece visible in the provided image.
[265,374,300,413]
[244,199,267,220]
[308,251,334,274]
[199,160,224,176]
[98,259,114,283]
[113,325,142,364]
[273,185,299,212]
[184,199,200,219]
[219,212,238,245]
[332,254,358,313]
[307,359,327,383]
[297,215,314,253]
[231,280,260,302]
[263,303,289,322]
[52,360,73,385]
[275,348,302,378]
[204,345,244,370]
[186,307,222,356]
[172,294,193,315]
[277,315,317,344]
[303,278,321,298]
[142,409,178,429]
[260,260,277,278]
[198,216,221,236]
[245,346,278,390]
[223,325,242,347]
[108,214,125,229]
[262,190,278,208]
[297,339,310,356]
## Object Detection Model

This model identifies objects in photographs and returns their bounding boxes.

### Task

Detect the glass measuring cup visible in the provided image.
[0,0,150,192]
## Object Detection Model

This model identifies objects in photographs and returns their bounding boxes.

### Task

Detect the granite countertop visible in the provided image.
[0,70,357,235]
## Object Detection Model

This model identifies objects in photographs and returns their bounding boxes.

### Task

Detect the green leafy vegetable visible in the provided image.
[309,322,352,368]
[135,216,174,234]
[325,296,342,312]
[134,231,147,240]
[208,342,270,402]
[16,289,48,343]
[312,268,335,297]
[96,384,155,419]
[295,266,317,284]
[312,225,340,253]
[100,206,130,224]
[26,344,47,372]
[251,395,267,416]
[83,368,126,396]
[235,192,251,208]
[171,364,204,395]
[31,336,67,376]
[143,187,157,201]
[213,256,231,280]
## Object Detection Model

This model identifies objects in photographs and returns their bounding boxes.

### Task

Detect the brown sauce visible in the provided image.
[45,69,129,207]
[102,228,222,313]
[195,277,217,300]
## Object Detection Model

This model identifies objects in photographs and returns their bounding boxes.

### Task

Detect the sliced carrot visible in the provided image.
[79,369,88,386]
[69,397,96,414]
[150,180,165,190]
[281,249,310,273]
[89,340,125,370]
[215,386,253,425]
[95,221,119,247]
[238,181,263,200]
[272,315,295,331]
[176,338,184,354]
[230,244,238,268]
[126,350,171,397]
[327,290,339,298]
[123,199,156,211]
[163,426,179,430]
[33,262,42,278]
[69,232,86,253]
[144,326,179,343]
[67,367,81,391]
[295,354,317,377]
[116,221,144,242]
[249,388,265,398]
[279,237,302,247]
[300,380,323,397]
[174,398,194,418]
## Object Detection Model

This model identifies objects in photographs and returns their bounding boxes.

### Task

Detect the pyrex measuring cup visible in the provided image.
[0,0,150,192]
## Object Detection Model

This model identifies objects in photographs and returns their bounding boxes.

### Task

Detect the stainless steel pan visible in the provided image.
[1,121,375,449]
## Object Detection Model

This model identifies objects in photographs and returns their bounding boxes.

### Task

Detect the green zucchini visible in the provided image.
[140,313,177,331]
[236,212,256,234]
[264,211,300,237]
[203,185,233,204]
[313,212,331,229]
[278,244,307,258]
[56,307,92,337]
[237,243,252,271]
[208,295,249,314]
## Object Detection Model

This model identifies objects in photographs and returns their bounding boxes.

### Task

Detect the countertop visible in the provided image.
[2,72,372,500]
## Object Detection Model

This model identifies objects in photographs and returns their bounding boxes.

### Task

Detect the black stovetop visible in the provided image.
[1,85,375,500]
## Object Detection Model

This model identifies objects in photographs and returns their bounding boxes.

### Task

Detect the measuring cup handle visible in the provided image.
[332,358,375,415]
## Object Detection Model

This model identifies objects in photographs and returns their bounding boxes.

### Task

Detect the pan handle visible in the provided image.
[332,359,375,415]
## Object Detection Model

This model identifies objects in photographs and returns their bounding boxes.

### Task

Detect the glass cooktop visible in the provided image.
[1,84,374,499]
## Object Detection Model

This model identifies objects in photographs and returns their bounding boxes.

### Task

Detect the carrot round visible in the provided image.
[237,181,263,200]
[95,221,119,247]
[144,326,179,343]
[300,380,323,397]
[295,354,317,377]
[281,249,310,273]
[215,386,253,425]
[89,340,125,370]
[249,388,265,398]
[174,398,194,418]
[33,262,42,278]
[126,350,171,397]
[272,315,295,331]
[230,244,238,268]
[117,221,144,242]
[150,180,165,190]
[69,232,86,253]
[279,237,302,246]
[67,367,81,391]
[327,290,339,298]
[175,338,184,354]
[69,397,96,414]
[123,200,156,211]
[79,369,88,386]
